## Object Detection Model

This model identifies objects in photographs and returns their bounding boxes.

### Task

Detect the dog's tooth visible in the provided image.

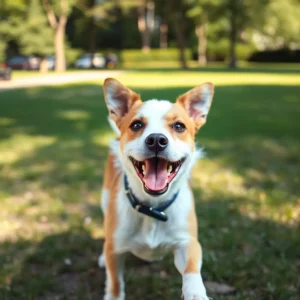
[142,164,145,175]
[167,165,172,176]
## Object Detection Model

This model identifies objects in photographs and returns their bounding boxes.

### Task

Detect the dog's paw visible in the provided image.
[98,253,106,268]
[103,292,125,300]
[182,294,210,300]
[182,274,208,300]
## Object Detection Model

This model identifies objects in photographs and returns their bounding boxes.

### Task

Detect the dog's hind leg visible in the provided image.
[99,151,118,269]
[99,188,109,269]
[98,252,106,269]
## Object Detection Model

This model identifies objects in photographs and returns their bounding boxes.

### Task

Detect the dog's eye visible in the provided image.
[130,120,144,131]
[173,122,186,133]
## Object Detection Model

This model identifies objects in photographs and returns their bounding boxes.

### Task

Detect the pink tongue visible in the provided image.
[143,159,168,191]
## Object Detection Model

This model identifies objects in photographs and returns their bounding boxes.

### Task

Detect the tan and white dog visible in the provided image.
[99,78,214,300]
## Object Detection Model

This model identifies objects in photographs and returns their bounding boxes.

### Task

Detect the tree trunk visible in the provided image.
[167,0,188,69]
[137,6,150,53]
[55,15,67,72]
[173,13,188,69]
[39,57,48,73]
[88,21,96,54]
[196,23,207,66]
[229,1,237,69]
[160,23,168,49]
[43,0,68,73]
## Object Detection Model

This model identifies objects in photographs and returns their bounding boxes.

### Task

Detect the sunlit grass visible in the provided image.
[0,66,300,299]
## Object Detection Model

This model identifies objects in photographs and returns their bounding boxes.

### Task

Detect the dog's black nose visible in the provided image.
[145,133,168,152]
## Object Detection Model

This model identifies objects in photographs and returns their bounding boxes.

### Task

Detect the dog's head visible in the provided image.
[103,78,214,200]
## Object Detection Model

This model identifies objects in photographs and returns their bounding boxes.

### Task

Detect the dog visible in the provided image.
[99,78,214,300]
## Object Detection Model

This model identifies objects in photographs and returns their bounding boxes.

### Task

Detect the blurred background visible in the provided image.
[1,0,300,73]
[0,1,300,300]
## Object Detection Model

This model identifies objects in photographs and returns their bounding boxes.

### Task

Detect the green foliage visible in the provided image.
[18,0,54,57]
[121,48,191,63]
[0,41,5,62]
[0,0,27,47]
[185,0,221,23]
[64,46,84,65]
[207,38,255,61]
[0,0,53,58]
[260,0,300,47]
[46,0,75,17]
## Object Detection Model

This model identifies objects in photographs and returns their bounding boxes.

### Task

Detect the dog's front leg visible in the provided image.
[104,241,125,300]
[174,239,209,300]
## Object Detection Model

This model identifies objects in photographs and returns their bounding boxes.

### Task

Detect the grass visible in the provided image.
[0,67,300,299]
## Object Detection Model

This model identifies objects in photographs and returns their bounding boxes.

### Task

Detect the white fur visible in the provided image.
[174,245,208,299]
[108,117,120,136]
[182,274,208,300]
[101,189,110,214]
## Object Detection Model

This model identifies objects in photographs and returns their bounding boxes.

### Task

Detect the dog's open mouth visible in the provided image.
[129,156,185,195]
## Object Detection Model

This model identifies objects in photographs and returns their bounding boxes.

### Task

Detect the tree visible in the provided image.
[0,0,27,59]
[117,0,155,52]
[185,0,219,66]
[43,0,74,72]
[75,0,117,53]
[167,0,189,69]
[19,0,53,72]
[217,0,269,68]
[258,0,300,49]
[137,0,155,52]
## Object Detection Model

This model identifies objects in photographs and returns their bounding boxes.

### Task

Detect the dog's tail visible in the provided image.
[107,117,120,136]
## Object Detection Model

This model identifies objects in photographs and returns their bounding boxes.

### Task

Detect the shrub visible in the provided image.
[248,48,300,63]
[121,48,191,63]
[65,47,84,66]
[206,38,255,62]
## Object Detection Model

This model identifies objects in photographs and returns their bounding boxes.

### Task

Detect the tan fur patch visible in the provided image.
[164,103,196,150]
[103,150,122,297]
[119,102,147,151]
[184,193,202,274]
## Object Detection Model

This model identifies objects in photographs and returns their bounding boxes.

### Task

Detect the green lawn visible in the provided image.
[0,68,300,300]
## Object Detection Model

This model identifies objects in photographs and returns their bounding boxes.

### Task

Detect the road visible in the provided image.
[0,70,124,92]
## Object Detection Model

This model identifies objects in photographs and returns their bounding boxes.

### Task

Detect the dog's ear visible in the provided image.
[176,82,214,131]
[103,78,141,126]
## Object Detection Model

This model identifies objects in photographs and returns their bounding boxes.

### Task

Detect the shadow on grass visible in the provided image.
[0,82,300,299]
[1,196,299,299]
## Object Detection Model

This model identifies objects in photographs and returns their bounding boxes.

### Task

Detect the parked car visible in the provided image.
[105,53,118,69]
[46,56,55,70]
[0,62,11,80]
[6,56,40,70]
[74,53,107,69]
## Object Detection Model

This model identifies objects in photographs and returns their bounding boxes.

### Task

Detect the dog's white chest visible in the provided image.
[117,216,186,261]
[114,190,191,261]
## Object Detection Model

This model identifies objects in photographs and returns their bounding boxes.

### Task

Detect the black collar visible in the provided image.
[124,175,178,222]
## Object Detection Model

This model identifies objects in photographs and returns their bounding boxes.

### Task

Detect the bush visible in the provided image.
[248,49,300,63]
[206,38,255,62]
[65,47,84,66]
[121,48,191,63]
